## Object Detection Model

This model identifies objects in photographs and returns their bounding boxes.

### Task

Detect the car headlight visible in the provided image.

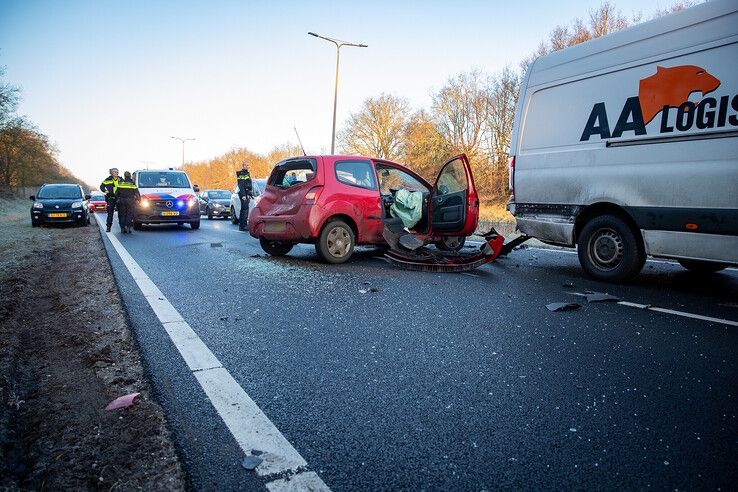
[187,198,196,207]
[71,201,83,208]
[140,198,150,208]
[33,202,44,209]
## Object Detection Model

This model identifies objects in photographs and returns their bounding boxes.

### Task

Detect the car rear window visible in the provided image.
[335,160,377,190]
[138,171,191,188]
[90,193,105,200]
[37,185,82,199]
[269,159,317,188]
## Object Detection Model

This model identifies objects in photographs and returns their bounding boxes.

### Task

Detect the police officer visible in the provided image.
[100,168,121,232]
[236,161,253,231]
[114,171,140,233]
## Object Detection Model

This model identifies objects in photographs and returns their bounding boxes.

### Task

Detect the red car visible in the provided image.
[249,154,479,263]
[88,192,107,213]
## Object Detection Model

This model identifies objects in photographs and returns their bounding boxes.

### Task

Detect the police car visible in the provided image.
[133,169,201,230]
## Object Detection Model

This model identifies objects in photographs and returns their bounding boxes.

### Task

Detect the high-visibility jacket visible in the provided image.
[236,169,253,199]
[100,175,121,198]
[114,179,140,202]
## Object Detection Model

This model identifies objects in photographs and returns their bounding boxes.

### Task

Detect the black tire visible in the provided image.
[577,214,645,282]
[259,237,293,256]
[316,219,355,264]
[678,259,728,273]
[190,220,200,230]
[31,220,39,228]
[435,236,466,252]
[231,207,238,224]
[206,207,213,220]
[133,221,142,231]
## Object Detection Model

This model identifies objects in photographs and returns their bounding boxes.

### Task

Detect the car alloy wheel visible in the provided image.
[317,220,355,264]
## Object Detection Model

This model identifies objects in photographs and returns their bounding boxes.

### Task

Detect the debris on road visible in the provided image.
[546,302,582,312]
[105,392,141,411]
[210,242,223,248]
[359,287,379,294]
[241,455,263,471]
[585,292,621,303]
[562,281,576,288]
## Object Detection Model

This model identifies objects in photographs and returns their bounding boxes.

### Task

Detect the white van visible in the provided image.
[133,169,201,230]
[507,0,738,281]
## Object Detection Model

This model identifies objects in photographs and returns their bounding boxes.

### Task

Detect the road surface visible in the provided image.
[95,214,738,491]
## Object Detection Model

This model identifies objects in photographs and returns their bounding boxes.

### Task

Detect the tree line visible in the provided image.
[0,67,85,192]
[156,1,694,198]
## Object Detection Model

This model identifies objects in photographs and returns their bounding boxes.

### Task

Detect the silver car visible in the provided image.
[230,179,265,225]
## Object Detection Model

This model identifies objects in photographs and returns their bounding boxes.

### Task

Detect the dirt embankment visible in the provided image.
[0,198,185,490]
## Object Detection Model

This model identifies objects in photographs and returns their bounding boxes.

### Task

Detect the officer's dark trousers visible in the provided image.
[239,197,250,230]
[106,199,116,228]
[117,200,133,230]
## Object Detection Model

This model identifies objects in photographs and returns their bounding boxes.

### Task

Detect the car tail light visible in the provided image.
[508,155,515,202]
[304,186,323,205]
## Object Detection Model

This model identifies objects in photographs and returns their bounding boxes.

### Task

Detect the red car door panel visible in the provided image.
[431,154,479,237]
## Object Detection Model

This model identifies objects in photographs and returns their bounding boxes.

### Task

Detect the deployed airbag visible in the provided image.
[390,189,423,229]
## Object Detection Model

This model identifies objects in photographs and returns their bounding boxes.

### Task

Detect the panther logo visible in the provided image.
[639,65,721,124]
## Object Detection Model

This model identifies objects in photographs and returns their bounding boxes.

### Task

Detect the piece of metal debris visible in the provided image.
[251,449,263,456]
[546,302,582,312]
[105,392,140,411]
[210,242,223,248]
[241,455,263,471]
[585,292,621,303]
[562,281,576,288]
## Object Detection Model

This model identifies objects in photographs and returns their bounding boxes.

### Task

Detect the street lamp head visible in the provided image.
[358,44,368,48]
[308,32,318,37]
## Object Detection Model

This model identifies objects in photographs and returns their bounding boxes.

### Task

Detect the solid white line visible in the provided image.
[96,218,330,488]
[569,291,738,327]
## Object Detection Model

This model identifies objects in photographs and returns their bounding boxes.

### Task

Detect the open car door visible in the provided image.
[431,154,479,237]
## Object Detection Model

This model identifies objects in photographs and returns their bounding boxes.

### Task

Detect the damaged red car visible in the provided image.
[249,154,480,264]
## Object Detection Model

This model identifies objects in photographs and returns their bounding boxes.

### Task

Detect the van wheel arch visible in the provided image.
[574,203,642,246]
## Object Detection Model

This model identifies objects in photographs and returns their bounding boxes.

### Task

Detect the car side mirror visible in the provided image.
[85,194,91,200]
[29,195,36,201]
[193,185,200,193]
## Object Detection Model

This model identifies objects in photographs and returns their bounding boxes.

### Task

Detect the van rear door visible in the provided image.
[431,154,479,236]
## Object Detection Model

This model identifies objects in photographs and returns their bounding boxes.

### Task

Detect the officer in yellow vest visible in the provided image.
[236,162,253,231]
[114,171,140,233]
[99,168,121,232]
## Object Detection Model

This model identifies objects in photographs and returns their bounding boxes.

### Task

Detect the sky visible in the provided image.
[1,0,680,184]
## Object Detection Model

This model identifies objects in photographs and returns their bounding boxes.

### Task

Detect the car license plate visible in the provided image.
[161,211,179,216]
[264,221,286,232]
[48,212,68,218]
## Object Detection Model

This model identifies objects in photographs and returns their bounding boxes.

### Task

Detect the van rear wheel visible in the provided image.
[577,214,645,282]
[260,238,293,256]
[678,259,728,273]
[316,220,355,264]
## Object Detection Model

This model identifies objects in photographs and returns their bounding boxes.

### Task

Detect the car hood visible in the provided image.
[139,188,196,200]
[210,199,231,206]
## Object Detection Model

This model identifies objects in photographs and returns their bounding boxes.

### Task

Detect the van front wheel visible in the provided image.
[577,214,645,282]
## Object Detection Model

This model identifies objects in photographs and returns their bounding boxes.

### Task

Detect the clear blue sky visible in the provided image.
[1,0,678,184]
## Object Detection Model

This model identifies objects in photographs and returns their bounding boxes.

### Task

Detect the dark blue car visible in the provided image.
[30,183,91,227]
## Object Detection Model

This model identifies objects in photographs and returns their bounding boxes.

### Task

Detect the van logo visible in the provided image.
[580,65,737,141]
[166,200,173,208]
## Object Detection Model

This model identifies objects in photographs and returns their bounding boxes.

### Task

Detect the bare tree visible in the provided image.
[338,93,410,161]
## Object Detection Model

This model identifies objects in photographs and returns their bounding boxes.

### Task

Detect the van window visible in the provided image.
[335,160,377,190]
[269,159,317,188]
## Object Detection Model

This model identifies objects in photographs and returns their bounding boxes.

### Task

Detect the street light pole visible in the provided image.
[170,136,195,167]
[308,32,367,154]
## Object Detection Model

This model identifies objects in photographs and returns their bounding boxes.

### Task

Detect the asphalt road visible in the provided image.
[96,213,738,491]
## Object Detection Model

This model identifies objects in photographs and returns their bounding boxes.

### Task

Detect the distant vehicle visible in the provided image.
[198,189,232,219]
[249,154,478,263]
[229,178,265,225]
[88,192,106,213]
[507,0,738,281]
[133,169,200,230]
[30,183,91,227]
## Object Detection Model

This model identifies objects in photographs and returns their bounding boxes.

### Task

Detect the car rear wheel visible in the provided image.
[259,238,293,256]
[316,220,355,264]
[190,220,200,230]
[435,236,465,252]
[577,214,645,282]
[678,259,728,273]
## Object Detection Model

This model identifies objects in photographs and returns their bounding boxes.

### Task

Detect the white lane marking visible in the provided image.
[96,219,330,488]
[569,292,738,327]
[617,301,738,327]
[266,472,330,492]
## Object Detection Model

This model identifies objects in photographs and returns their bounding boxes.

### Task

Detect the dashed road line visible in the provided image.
[96,218,330,490]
